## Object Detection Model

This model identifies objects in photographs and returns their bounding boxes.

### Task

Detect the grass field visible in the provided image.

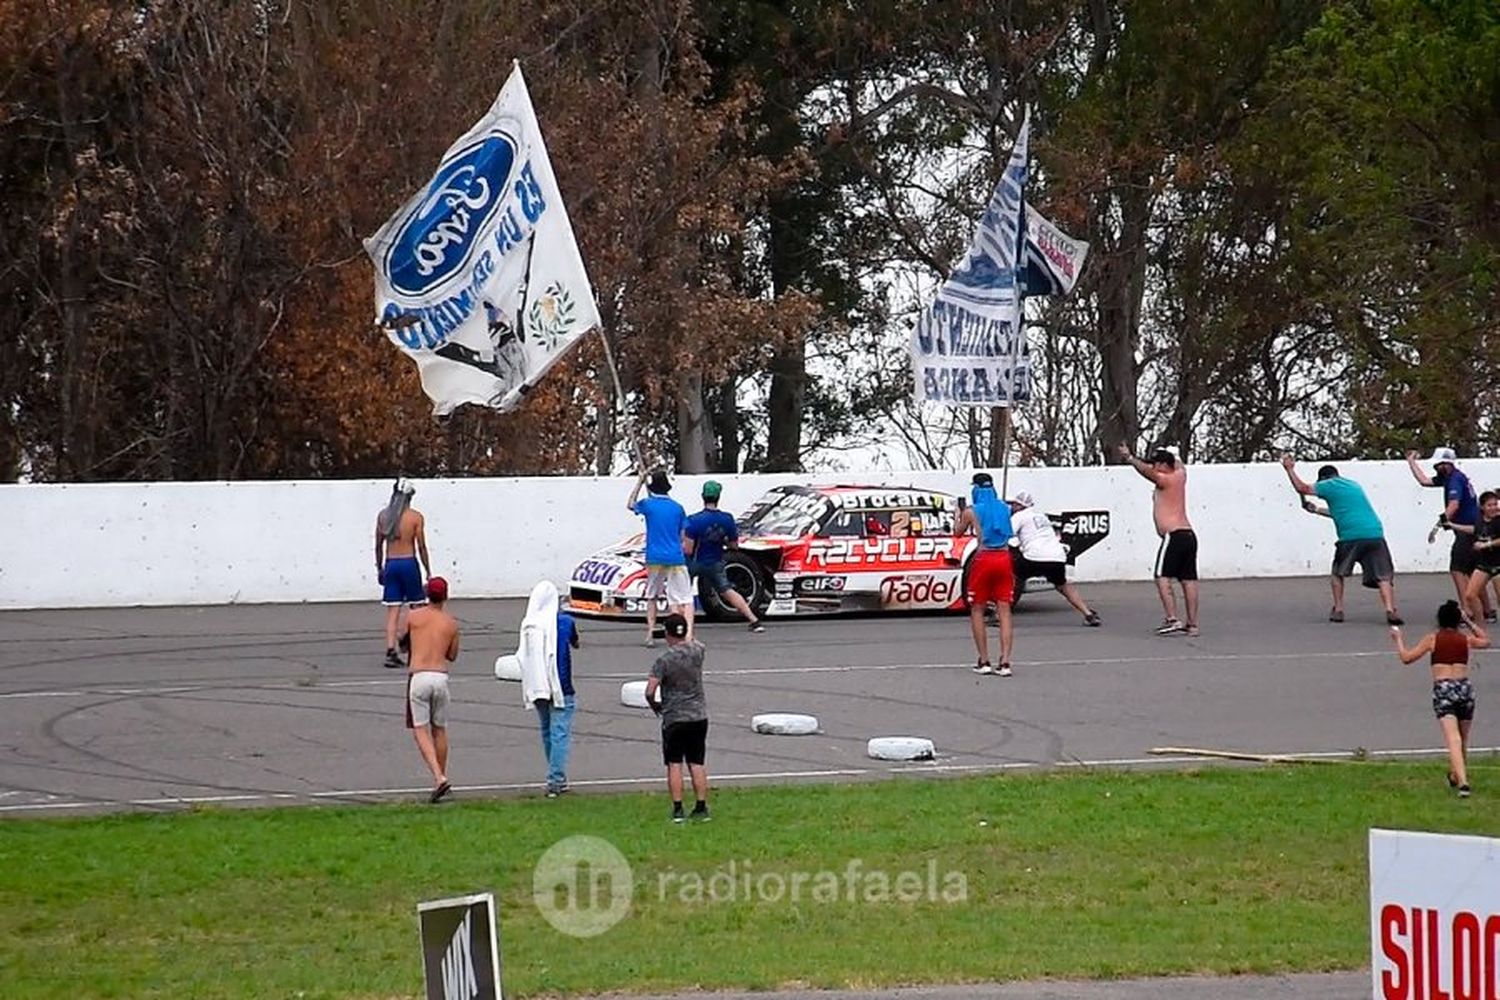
[3,761,1497,999]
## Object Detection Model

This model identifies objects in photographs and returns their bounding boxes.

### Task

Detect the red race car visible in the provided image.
[565,484,1110,620]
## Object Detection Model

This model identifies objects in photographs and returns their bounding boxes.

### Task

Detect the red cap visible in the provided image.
[426,576,449,602]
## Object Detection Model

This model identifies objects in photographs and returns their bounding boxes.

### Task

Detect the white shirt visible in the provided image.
[1013,509,1067,562]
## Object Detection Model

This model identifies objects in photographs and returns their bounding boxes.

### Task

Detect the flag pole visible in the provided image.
[595,327,648,473]
[1001,110,1030,498]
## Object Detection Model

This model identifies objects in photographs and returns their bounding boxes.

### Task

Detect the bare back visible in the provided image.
[406,604,459,673]
[380,507,425,560]
[1152,467,1192,536]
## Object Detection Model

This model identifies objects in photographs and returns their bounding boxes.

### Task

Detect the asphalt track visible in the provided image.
[0,574,1487,814]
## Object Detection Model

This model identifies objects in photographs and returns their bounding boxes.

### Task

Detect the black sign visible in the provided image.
[418,893,502,1000]
[1050,510,1110,566]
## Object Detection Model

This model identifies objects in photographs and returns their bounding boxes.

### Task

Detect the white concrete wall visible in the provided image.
[2,459,1497,609]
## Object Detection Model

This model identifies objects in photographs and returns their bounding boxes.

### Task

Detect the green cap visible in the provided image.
[702,480,723,500]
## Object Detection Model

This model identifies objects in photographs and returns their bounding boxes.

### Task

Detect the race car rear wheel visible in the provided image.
[701,552,770,621]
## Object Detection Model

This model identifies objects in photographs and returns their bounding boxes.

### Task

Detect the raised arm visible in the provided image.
[1406,451,1434,487]
[1391,627,1435,665]
[1466,612,1491,650]
[956,507,978,537]
[627,470,647,512]
[1115,444,1163,485]
[1280,454,1316,496]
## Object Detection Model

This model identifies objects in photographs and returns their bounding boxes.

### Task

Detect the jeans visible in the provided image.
[534,698,575,790]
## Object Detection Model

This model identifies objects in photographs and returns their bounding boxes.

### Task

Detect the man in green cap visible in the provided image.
[684,481,765,633]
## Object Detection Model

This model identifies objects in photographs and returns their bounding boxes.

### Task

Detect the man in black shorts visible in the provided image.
[644,613,710,822]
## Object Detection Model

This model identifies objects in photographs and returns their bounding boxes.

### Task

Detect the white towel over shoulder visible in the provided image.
[517,581,566,708]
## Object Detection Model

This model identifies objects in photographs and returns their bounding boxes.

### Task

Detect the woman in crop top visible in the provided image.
[1392,600,1490,797]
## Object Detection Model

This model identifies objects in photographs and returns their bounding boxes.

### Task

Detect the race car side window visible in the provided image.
[821,510,864,537]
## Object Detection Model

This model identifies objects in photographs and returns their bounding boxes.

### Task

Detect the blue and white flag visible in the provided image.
[913,112,1031,407]
[365,64,601,415]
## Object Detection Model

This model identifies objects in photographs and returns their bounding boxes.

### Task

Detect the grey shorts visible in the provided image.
[408,671,451,728]
[1331,538,1393,587]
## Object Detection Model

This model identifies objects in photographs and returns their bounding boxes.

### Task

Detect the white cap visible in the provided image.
[1429,447,1458,465]
[393,477,416,496]
[1010,491,1035,508]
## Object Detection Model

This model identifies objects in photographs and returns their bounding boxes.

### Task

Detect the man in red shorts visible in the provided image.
[957,472,1017,676]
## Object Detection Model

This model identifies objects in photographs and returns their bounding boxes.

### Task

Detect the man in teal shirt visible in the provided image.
[1281,455,1402,625]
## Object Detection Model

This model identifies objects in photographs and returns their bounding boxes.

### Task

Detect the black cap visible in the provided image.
[662,613,689,639]
[648,470,672,494]
[971,472,994,487]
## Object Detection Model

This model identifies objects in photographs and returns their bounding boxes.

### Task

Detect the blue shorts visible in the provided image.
[688,560,732,594]
[382,557,426,606]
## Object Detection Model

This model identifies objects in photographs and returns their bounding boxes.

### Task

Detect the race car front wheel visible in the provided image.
[701,553,770,622]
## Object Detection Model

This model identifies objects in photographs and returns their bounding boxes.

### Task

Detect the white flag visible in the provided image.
[1022,204,1089,296]
[364,65,601,415]
[913,112,1029,407]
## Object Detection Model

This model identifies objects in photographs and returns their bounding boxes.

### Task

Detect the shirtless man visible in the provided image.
[375,478,431,668]
[404,576,459,803]
[1116,444,1199,636]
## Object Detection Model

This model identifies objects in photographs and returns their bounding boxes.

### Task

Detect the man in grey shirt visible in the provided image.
[644,613,710,822]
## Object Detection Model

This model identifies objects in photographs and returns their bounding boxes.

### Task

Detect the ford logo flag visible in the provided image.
[383,134,520,298]
[365,64,601,416]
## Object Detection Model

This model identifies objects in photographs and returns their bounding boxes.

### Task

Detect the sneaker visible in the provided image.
[690,803,710,821]
[671,805,686,823]
[1459,784,1472,799]
[644,637,657,649]
[1486,610,1497,624]
[1184,625,1200,637]
[1386,611,1404,626]
[1083,611,1102,627]
[1328,608,1344,623]
[748,620,765,633]
[1154,618,1185,635]
[996,663,1013,677]
[546,788,559,799]
[973,661,994,675]
[383,649,403,669]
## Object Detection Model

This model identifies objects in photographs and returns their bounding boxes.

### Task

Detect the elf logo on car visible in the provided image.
[805,537,956,567]
[879,575,958,608]
[796,576,846,593]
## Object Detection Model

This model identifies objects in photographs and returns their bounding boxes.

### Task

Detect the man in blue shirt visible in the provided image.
[685,481,765,633]
[628,469,693,646]
[956,472,1016,676]
[1407,447,1494,622]
[1282,456,1402,625]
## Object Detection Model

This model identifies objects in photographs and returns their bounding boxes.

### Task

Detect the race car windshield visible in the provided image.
[739,489,834,537]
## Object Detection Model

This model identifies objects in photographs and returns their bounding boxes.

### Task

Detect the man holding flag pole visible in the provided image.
[910,110,1089,661]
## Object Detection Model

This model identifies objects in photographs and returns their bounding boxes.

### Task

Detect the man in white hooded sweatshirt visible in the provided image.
[517,581,579,797]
